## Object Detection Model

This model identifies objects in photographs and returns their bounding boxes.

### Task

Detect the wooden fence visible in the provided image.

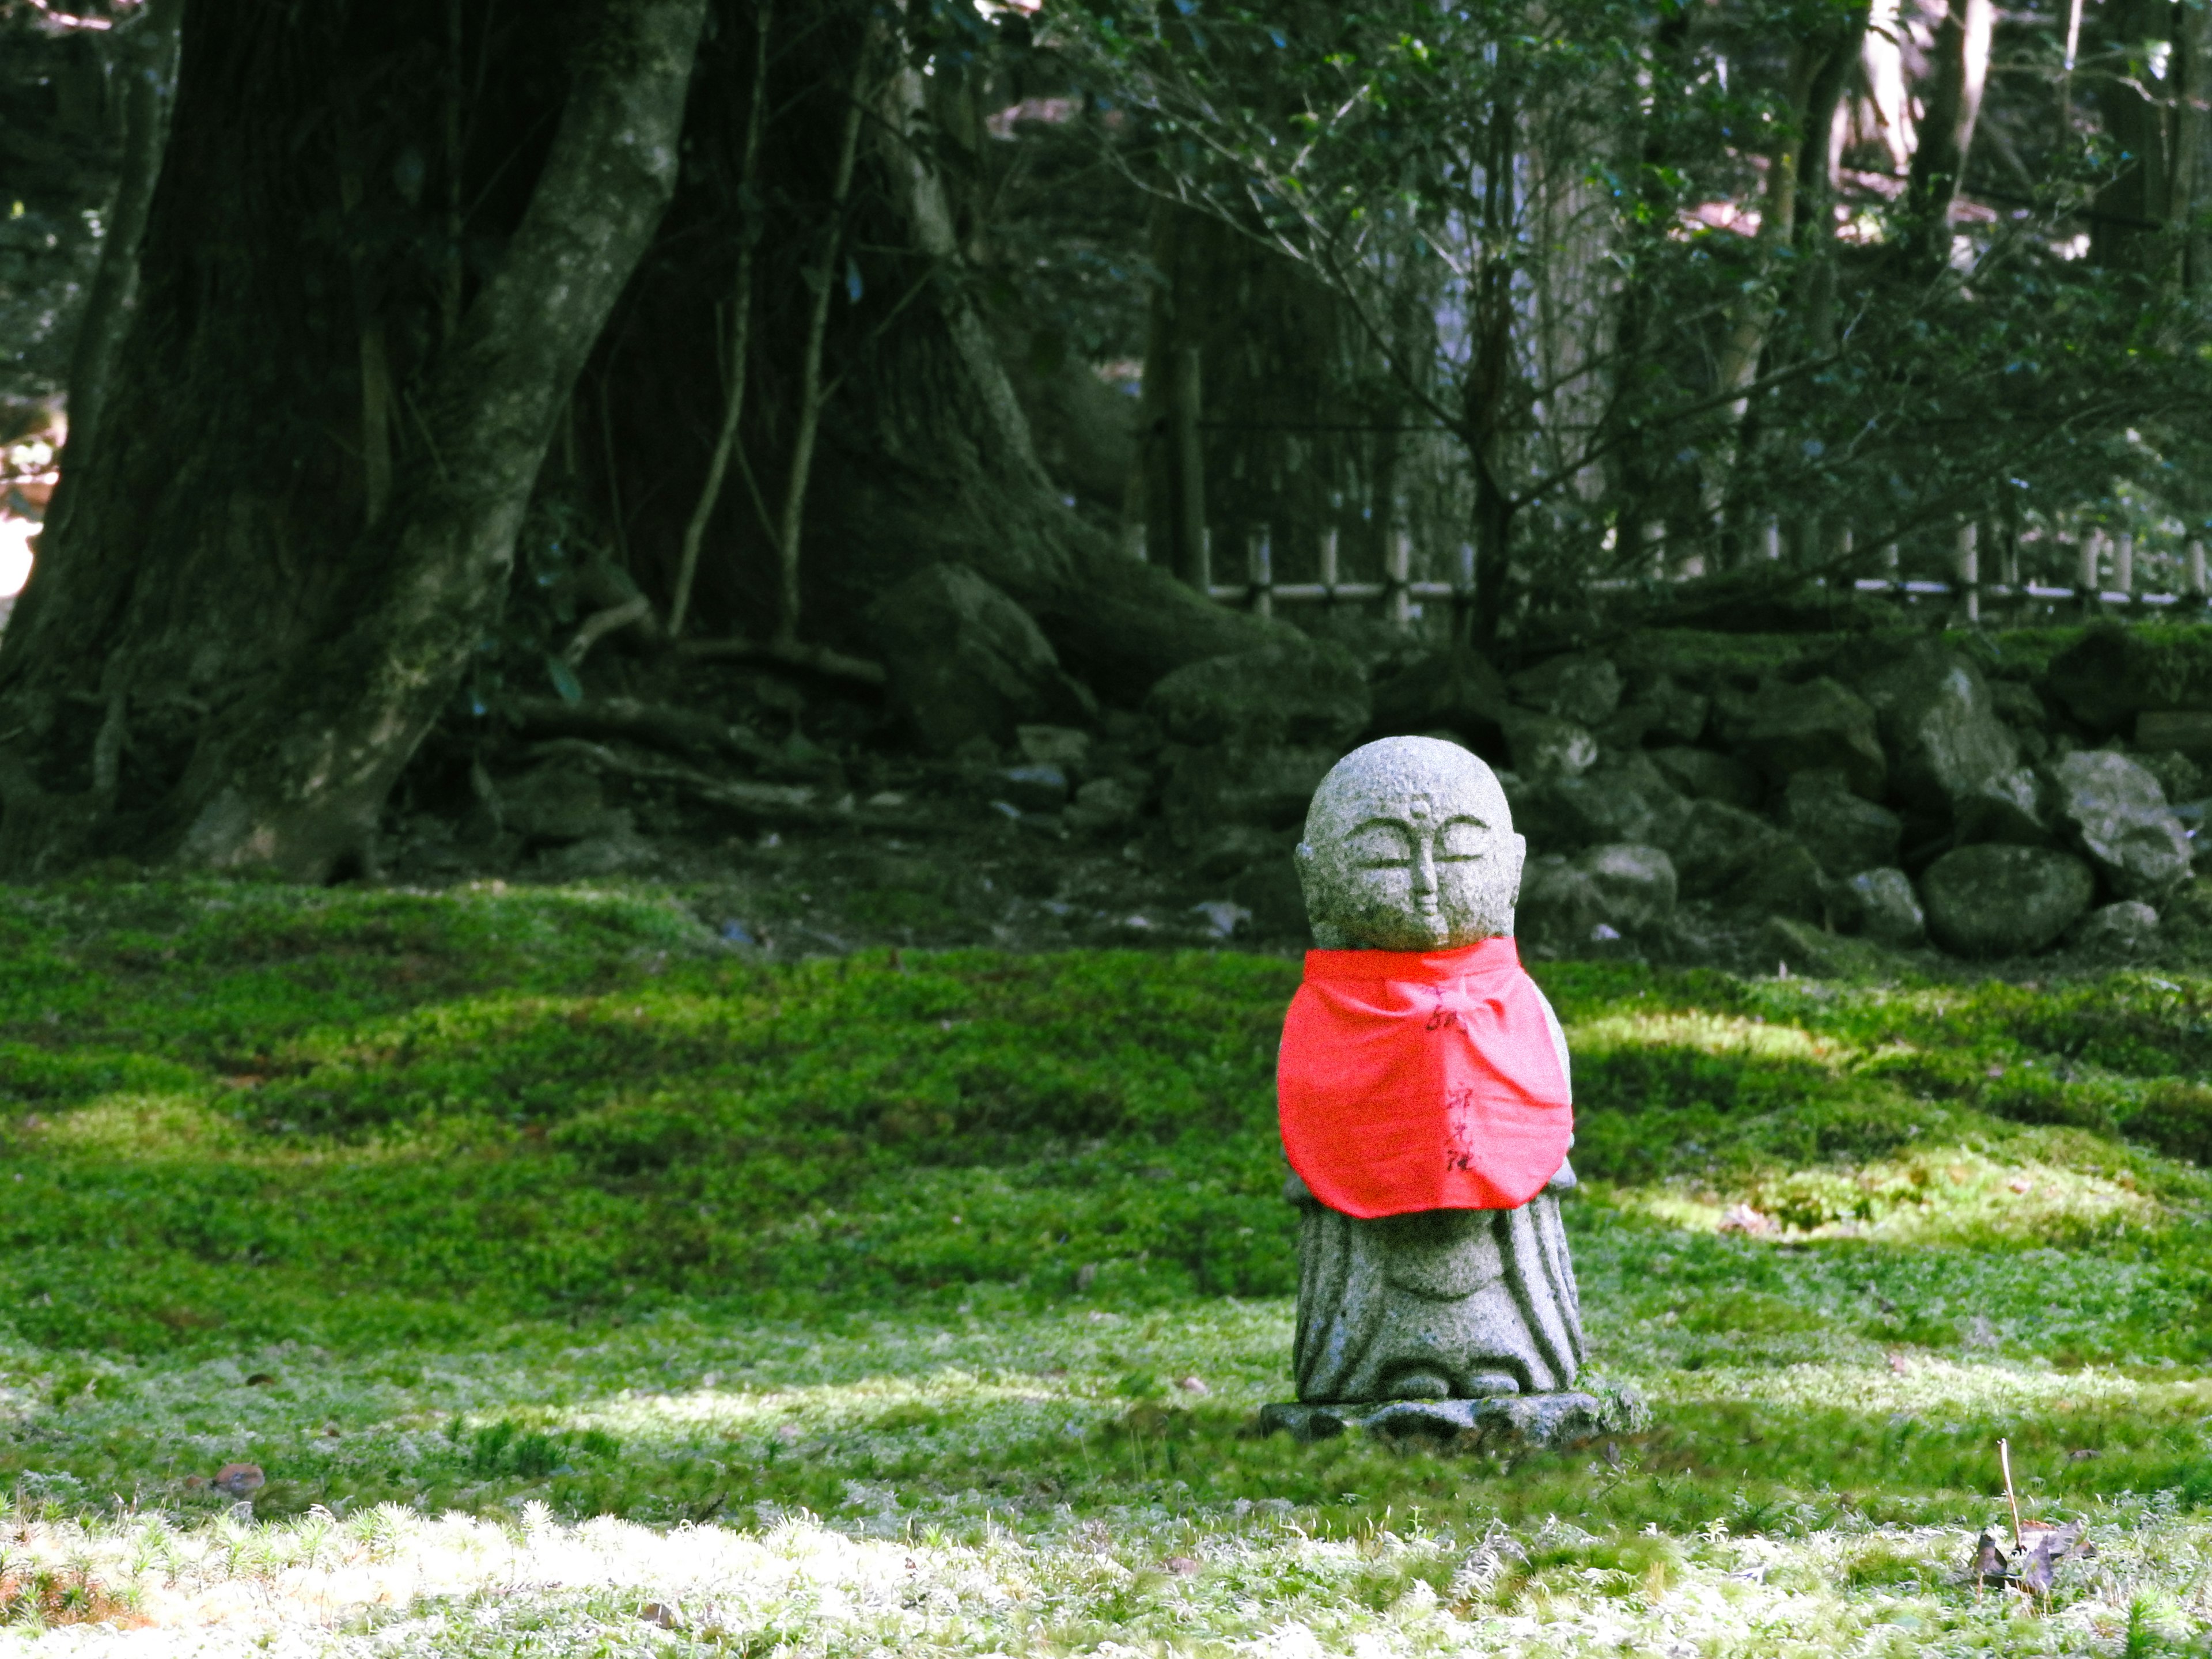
[1139,517,2212,632]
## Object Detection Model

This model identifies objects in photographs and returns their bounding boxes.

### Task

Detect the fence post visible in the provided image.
[2113,531,2134,608]
[1247,525,1273,619]
[1881,537,1900,586]
[1168,346,1208,592]
[1122,522,1147,563]
[1643,520,1666,580]
[1196,524,1212,594]
[1318,526,1339,601]
[1760,516,1782,562]
[2190,539,2208,609]
[1955,520,1980,626]
[2078,530,2102,616]
[1385,527,1412,630]
[1453,541,1475,642]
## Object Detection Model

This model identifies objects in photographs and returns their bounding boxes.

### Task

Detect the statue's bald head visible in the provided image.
[1295,736,1524,950]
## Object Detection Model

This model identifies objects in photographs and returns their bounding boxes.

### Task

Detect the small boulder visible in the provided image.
[1649,798,1824,921]
[996,763,1070,812]
[2046,749,2194,898]
[1988,678,2050,733]
[1856,641,2020,820]
[1783,770,1902,877]
[1921,844,2096,957]
[1064,775,1142,836]
[1581,842,1680,934]
[1016,724,1093,773]
[1625,675,1710,746]
[1162,745,1339,849]
[1508,653,1622,728]
[1501,709,1597,778]
[1760,915,1904,980]
[500,763,609,842]
[1953,765,2053,847]
[1147,639,1369,749]
[1835,866,1926,948]
[1739,676,1887,800]
[1369,647,1510,744]
[2070,900,2159,959]
[1228,854,1309,936]
[1650,747,1763,812]
[869,563,1096,753]
[1516,843,1676,957]
[1514,755,1685,854]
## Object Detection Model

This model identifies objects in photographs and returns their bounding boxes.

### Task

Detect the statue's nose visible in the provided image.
[1411,841,1439,903]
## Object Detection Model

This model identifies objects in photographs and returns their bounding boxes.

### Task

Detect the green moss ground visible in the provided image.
[7,880,2212,1653]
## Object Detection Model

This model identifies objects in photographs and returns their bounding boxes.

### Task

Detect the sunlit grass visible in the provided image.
[7,881,2212,1651]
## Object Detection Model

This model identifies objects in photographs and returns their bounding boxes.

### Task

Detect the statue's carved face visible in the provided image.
[1296,737,1524,950]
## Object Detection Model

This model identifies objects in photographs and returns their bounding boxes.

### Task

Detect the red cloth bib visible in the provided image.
[1278,937,1572,1219]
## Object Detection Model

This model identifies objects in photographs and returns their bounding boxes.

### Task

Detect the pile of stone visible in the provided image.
[860,560,2207,964]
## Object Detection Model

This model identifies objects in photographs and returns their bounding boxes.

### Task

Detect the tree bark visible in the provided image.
[0,0,709,880]
[1904,0,1994,272]
[39,0,180,554]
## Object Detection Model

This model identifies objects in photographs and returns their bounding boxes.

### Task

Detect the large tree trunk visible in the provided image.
[0,0,707,880]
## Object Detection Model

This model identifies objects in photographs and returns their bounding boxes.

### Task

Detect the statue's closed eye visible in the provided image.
[1437,817,1488,862]
[1349,822,1415,868]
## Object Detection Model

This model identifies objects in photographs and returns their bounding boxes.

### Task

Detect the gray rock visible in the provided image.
[1508,653,1622,728]
[1518,843,1677,957]
[1227,854,1308,935]
[1185,823,1293,880]
[1922,844,2096,956]
[1760,915,1907,979]
[1658,799,1820,918]
[1146,639,1369,749]
[1953,765,2053,847]
[500,763,610,843]
[1500,708,1598,778]
[1063,775,1142,836]
[1650,746,1763,812]
[1514,756,1686,854]
[2175,798,2212,869]
[1836,866,1927,947]
[868,564,1096,753]
[2136,748,2207,806]
[1260,1391,1604,1450]
[1165,745,1338,849]
[1988,678,2050,732]
[1856,641,2020,820]
[1369,647,1510,743]
[2046,749,2194,898]
[1740,676,1887,800]
[997,763,1069,812]
[533,811,656,877]
[2070,900,2160,958]
[1016,724,1093,772]
[1626,675,1710,745]
[1287,737,1582,1402]
[1783,770,1902,877]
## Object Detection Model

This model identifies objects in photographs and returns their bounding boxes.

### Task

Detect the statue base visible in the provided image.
[1260,1391,1604,1451]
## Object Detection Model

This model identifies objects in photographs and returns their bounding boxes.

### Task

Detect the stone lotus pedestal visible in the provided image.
[1260,1391,1606,1451]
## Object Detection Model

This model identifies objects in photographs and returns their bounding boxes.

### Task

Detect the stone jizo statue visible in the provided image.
[1268,736,1589,1436]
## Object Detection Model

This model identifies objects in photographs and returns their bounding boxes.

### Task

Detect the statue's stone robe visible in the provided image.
[1288,1166,1584,1402]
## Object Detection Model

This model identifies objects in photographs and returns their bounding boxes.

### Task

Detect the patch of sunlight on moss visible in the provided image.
[1654,1356,2189,1417]
[1573,1009,1846,1066]
[1603,1146,2161,1248]
[0,1503,2190,1658]
[40,1093,243,1156]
